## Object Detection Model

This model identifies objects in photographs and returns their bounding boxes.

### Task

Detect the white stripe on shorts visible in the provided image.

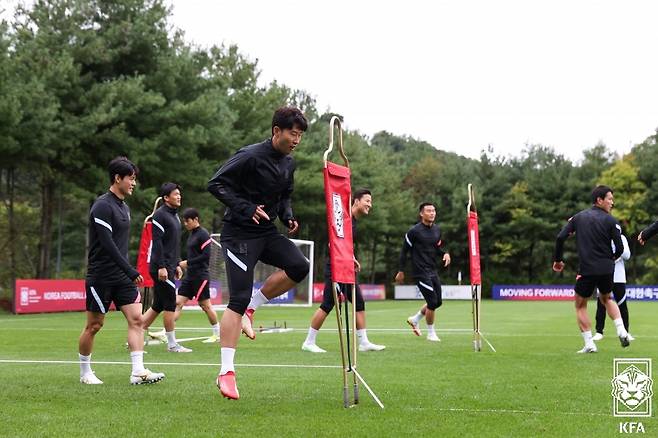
[418,281,434,292]
[89,286,106,314]
[226,248,247,272]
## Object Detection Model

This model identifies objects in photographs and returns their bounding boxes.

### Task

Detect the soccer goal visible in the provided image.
[207,233,314,309]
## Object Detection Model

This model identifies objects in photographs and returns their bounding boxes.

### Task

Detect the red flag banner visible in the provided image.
[136,222,155,287]
[467,211,482,286]
[323,161,355,284]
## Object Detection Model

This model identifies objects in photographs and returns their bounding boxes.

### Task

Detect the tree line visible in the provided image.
[2,0,658,304]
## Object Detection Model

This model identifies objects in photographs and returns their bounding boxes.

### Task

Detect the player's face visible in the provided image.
[420,205,436,223]
[165,189,182,208]
[183,218,198,231]
[116,174,137,197]
[272,125,303,155]
[355,194,372,216]
[598,192,614,213]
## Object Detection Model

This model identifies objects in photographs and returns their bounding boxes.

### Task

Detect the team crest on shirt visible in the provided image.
[332,193,344,238]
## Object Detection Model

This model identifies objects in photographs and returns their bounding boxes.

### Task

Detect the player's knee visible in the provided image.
[227,293,250,315]
[285,257,310,283]
[320,302,334,314]
[87,320,104,334]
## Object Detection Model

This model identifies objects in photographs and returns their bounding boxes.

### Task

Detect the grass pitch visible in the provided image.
[1,300,656,437]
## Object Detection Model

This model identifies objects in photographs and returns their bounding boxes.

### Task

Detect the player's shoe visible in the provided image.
[216,371,239,400]
[359,342,386,352]
[241,309,256,340]
[427,333,441,342]
[619,335,630,348]
[130,369,165,385]
[80,372,103,385]
[406,317,421,336]
[627,333,635,341]
[576,344,598,353]
[301,342,327,353]
[202,334,220,343]
[167,343,193,353]
[148,329,167,343]
[592,332,603,341]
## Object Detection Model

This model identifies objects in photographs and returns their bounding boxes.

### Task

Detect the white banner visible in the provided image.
[394,285,471,300]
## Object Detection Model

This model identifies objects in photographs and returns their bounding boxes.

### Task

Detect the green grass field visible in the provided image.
[1,300,656,437]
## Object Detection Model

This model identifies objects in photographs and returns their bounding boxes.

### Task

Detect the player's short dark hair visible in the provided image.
[353,188,371,203]
[160,182,181,198]
[182,208,199,221]
[591,185,613,204]
[418,202,436,213]
[272,106,308,136]
[108,156,138,185]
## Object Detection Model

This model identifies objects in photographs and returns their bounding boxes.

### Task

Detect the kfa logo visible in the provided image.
[611,358,653,417]
[332,193,344,238]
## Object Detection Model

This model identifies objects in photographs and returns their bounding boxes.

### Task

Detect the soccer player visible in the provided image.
[207,106,310,400]
[78,157,164,385]
[175,208,220,343]
[638,219,658,245]
[593,233,633,341]
[301,188,385,353]
[553,185,630,353]
[395,202,451,342]
[141,182,190,353]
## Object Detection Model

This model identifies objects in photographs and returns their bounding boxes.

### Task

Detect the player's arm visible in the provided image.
[207,151,258,220]
[187,231,212,267]
[553,218,575,271]
[278,162,298,233]
[610,221,624,260]
[91,203,140,281]
[638,220,658,245]
[436,238,450,267]
[151,211,167,280]
[619,234,631,261]
[396,228,414,282]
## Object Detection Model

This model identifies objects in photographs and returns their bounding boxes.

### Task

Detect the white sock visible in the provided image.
[165,331,177,348]
[79,353,92,376]
[211,323,220,337]
[412,311,423,324]
[220,347,236,375]
[248,289,269,310]
[581,330,594,346]
[305,327,319,345]
[613,318,629,337]
[427,324,436,335]
[356,329,369,345]
[130,351,145,374]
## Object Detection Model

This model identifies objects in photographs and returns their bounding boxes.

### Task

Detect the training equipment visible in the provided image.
[467,184,483,352]
[80,372,103,385]
[167,343,192,353]
[208,236,314,309]
[302,343,327,353]
[259,321,293,334]
[406,317,422,336]
[137,197,162,312]
[217,371,239,400]
[323,116,384,410]
[130,369,165,385]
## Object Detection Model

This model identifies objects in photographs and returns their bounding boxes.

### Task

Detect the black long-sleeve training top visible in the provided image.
[86,191,140,285]
[185,226,211,280]
[149,204,181,273]
[640,220,658,242]
[554,206,624,276]
[399,222,446,278]
[207,139,295,237]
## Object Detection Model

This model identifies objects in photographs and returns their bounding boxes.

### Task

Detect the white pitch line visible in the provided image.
[436,407,608,417]
[0,359,341,369]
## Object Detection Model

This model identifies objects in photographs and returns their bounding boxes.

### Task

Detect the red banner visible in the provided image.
[323,162,355,284]
[14,279,87,314]
[136,222,155,287]
[467,211,482,286]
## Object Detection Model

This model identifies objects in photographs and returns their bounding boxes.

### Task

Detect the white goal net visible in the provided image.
[207,233,314,308]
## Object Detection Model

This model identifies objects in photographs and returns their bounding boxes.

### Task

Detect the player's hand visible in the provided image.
[552,261,565,272]
[175,266,183,280]
[638,232,646,246]
[354,259,361,272]
[394,271,404,284]
[251,205,270,224]
[134,275,144,285]
[287,219,299,235]
[158,267,168,281]
[179,260,188,270]
[443,253,451,267]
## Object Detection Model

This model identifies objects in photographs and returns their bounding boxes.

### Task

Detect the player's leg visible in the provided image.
[599,275,630,347]
[174,279,194,322]
[613,282,631,339]
[199,298,220,342]
[354,284,385,351]
[79,283,109,384]
[161,278,190,353]
[142,278,165,342]
[302,277,333,353]
[406,303,426,337]
[593,292,606,340]
[574,276,597,353]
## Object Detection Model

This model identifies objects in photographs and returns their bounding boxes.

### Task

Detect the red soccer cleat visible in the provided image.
[241,308,256,340]
[216,371,239,400]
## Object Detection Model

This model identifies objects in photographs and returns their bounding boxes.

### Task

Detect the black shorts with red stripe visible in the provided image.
[178,277,210,301]
[85,280,140,314]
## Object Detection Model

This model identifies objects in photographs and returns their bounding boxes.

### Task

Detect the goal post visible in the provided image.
[206,233,314,309]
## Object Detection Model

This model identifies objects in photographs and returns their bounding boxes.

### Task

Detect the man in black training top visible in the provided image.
[208,106,310,400]
[142,183,190,353]
[395,202,451,342]
[78,156,164,385]
[175,208,220,343]
[553,185,630,353]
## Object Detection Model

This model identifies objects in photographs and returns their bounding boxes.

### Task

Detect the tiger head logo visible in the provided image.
[612,365,653,411]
